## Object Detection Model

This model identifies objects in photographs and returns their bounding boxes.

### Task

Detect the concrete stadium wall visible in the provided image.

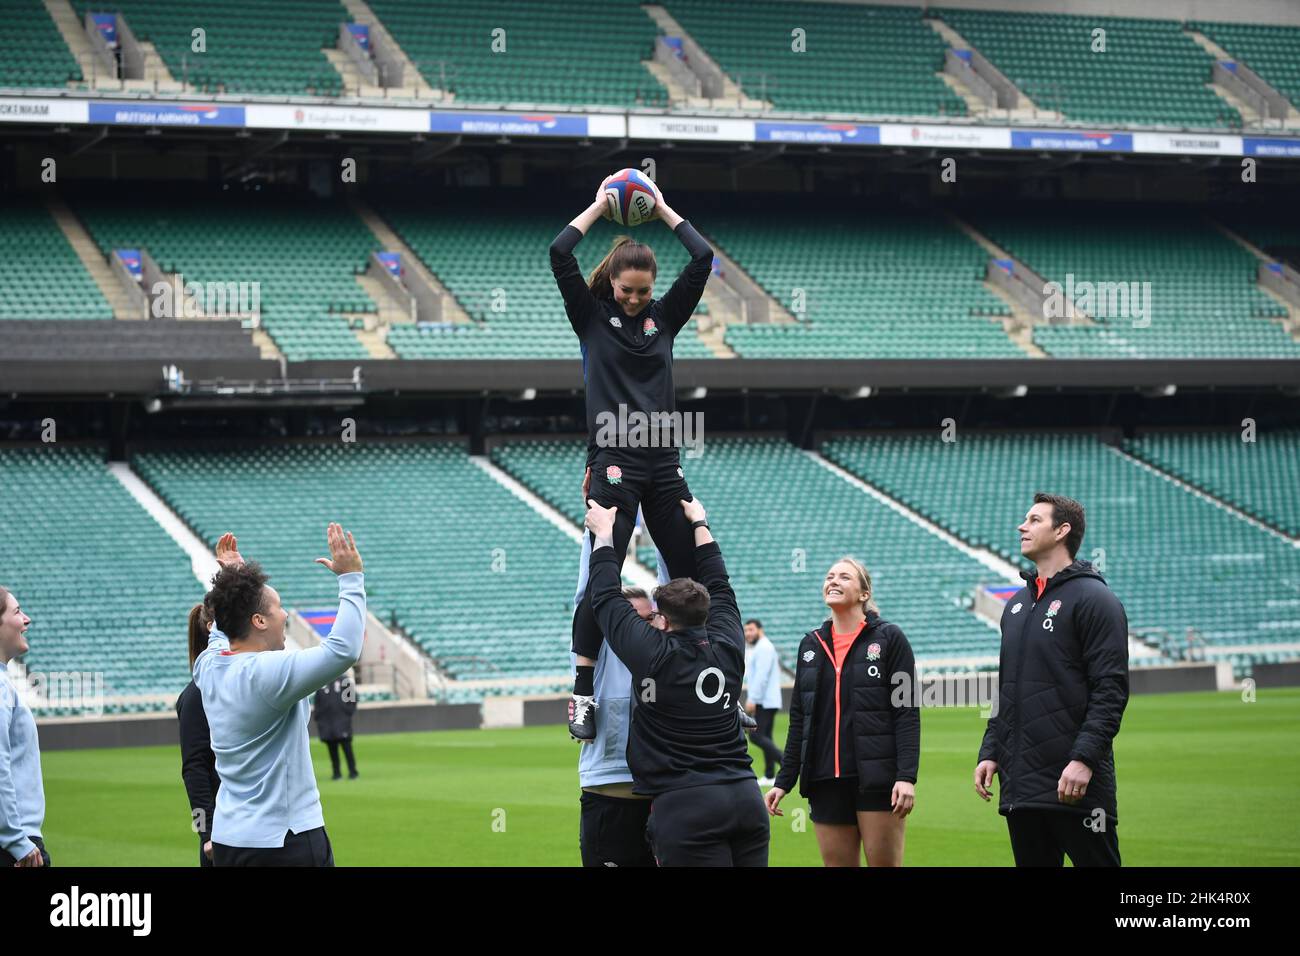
[811,0,1300,27]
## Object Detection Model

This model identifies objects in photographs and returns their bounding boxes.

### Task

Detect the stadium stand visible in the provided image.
[0,201,111,321]
[0,445,199,702]
[662,0,965,116]
[367,0,667,107]
[72,192,377,361]
[822,432,1300,676]
[1191,21,1300,114]
[1124,430,1300,538]
[131,442,581,695]
[968,206,1300,358]
[70,0,347,96]
[0,0,83,88]
[935,8,1240,127]
[491,436,1004,669]
[707,202,1020,359]
[371,199,716,359]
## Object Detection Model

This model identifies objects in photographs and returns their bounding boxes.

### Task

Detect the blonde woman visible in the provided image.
[764,558,919,866]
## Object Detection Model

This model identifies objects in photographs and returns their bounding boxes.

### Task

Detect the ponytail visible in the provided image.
[587,235,657,301]
[187,597,214,670]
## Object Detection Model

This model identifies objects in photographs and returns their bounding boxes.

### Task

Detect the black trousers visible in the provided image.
[749,706,783,778]
[579,791,655,867]
[572,450,698,658]
[1006,808,1121,867]
[326,738,357,777]
[212,827,335,867]
[0,835,50,866]
[648,780,770,867]
[198,836,212,868]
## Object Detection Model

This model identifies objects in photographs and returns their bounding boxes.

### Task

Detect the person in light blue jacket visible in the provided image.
[572,519,670,867]
[743,619,784,786]
[0,585,45,868]
[195,524,365,867]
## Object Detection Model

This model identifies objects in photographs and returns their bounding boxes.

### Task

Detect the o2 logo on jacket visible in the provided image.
[643,317,658,336]
[605,465,623,485]
[866,642,881,661]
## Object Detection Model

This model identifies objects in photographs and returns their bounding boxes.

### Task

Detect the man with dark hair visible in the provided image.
[196,524,365,867]
[584,495,768,866]
[974,493,1128,866]
[743,619,783,786]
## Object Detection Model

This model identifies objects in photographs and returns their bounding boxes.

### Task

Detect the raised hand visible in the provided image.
[680,497,706,524]
[215,532,245,569]
[314,522,364,576]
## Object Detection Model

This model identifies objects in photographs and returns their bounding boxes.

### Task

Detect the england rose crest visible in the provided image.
[1046,599,1062,618]
[866,642,881,661]
[605,465,623,485]
[643,317,658,336]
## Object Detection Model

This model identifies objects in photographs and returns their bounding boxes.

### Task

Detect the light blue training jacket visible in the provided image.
[0,667,44,860]
[195,572,365,847]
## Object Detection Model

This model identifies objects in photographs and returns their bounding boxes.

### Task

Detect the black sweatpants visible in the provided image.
[579,791,655,867]
[326,738,357,777]
[647,779,770,867]
[750,706,783,779]
[1006,808,1120,867]
[212,826,335,867]
[0,835,50,866]
[572,449,698,658]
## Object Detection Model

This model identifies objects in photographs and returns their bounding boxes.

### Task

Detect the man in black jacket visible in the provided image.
[975,492,1128,867]
[313,671,359,780]
[584,494,768,866]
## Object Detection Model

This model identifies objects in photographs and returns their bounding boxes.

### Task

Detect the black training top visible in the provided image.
[549,220,713,463]
[175,680,220,844]
[588,538,754,796]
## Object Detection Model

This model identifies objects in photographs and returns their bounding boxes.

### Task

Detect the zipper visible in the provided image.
[814,619,872,780]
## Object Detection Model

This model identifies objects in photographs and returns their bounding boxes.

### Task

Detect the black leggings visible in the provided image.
[326,738,357,777]
[572,450,699,658]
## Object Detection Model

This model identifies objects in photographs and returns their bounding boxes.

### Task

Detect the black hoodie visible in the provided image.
[587,538,754,796]
[978,560,1129,823]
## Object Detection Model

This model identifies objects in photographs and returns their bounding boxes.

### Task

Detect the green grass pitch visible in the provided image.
[43,688,1300,866]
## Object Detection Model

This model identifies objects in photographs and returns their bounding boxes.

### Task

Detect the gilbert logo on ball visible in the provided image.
[605,465,623,485]
[602,168,657,226]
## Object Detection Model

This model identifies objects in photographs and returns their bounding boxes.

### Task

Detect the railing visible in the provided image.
[82,12,119,81]
[338,23,378,86]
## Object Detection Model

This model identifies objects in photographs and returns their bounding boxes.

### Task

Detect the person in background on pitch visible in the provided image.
[743,619,783,787]
[572,502,671,867]
[197,524,365,867]
[552,173,714,742]
[975,493,1128,867]
[765,558,919,867]
[313,669,359,780]
[585,495,769,867]
[0,585,46,868]
[178,589,223,867]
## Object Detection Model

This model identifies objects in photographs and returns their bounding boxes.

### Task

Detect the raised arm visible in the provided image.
[649,185,713,336]
[680,498,741,653]
[549,184,612,337]
[251,525,367,712]
[584,500,672,678]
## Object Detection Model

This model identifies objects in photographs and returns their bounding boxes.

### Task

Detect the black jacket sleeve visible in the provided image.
[549,224,600,337]
[589,543,672,678]
[886,626,920,784]
[697,540,742,654]
[1067,587,1130,770]
[177,685,216,842]
[978,609,1008,765]
[658,220,713,336]
[772,641,807,793]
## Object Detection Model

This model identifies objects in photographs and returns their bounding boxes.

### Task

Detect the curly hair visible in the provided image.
[207,562,270,641]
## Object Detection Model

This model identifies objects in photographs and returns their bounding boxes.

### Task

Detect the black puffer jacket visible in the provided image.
[978,560,1129,823]
[774,612,920,796]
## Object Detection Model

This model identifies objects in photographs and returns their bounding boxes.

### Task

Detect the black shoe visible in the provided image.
[348,771,359,780]
[331,773,342,781]
[568,694,598,742]
[738,705,758,731]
